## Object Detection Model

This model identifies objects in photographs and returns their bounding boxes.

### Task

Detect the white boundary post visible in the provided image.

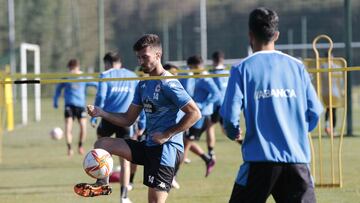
[20,43,41,125]
[200,0,207,62]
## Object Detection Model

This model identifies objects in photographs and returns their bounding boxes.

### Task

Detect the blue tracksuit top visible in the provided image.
[210,67,229,106]
[221,50,323,164]
[179,66,195,97]
[94,68,138,113]
[53,77,98,108]
[193,75,221,116]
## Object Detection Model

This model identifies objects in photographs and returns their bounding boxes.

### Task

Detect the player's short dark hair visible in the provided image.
[212,51,225,63]
[187,55,203,66]
[133,34,162,52]
[248,7,279,44]
[67,59,79,68]
[103,51,121,65]
[163,63,178,70]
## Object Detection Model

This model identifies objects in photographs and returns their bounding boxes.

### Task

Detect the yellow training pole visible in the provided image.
[312,35,327,185]
[0,97,2,164]
[327,52,335,186]
[311,35,345,188]
[322,36,336,186]
[0,71,4,163]
[4,65,14,131]
[338,58,347,188]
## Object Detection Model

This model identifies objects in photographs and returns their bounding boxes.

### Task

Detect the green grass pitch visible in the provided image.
[1,97,360,203]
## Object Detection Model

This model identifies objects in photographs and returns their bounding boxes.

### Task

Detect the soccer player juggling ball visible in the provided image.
[91,51,145,203]
[74,34,201,203]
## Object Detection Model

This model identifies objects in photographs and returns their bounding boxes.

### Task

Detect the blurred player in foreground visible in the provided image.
[53,59,97,156]
[74,34,200,203]
[221,8,322,203]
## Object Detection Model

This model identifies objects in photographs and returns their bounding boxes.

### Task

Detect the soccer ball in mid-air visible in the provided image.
[50,127,63,140]
[83,149,113,179]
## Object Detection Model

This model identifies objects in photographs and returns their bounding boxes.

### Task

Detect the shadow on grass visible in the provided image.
[0,183,73,196]
[0,165,79,171]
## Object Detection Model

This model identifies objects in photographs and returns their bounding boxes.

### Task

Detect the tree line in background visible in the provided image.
[0,0,359,73]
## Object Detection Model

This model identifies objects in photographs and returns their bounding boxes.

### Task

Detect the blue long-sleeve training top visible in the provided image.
[94,68,138,113]
[221,50,323,164]
[53,77,98,108]
[210,66,229,106]
[193,75,221,116]
[179,66,195,97]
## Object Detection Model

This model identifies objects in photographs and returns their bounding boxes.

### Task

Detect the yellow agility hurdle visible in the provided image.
[0,70,4,163]
[304,34,347,188]
[0,73,229,85]
[4,66,231,81]
[4,66,14,132]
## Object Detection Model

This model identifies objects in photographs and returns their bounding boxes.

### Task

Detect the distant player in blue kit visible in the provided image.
[221,8,322,203]
[184,55,220,177]
[206,51,230,158]
[178,63,196,164]
[53,59,97,156]
[74,34,201,203]
[179,64,195,98]
[90,51,144,203]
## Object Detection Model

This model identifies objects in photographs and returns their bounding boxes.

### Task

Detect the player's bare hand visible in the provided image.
[87,105,102,117]
[151,132,171,145]
[136,129,144,137]
[235,128,243,144]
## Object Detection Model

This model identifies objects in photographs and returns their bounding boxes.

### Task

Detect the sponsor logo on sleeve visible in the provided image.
[169,82,177,88]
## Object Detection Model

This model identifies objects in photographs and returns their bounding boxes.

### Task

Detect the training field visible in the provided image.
[1,98,360,203]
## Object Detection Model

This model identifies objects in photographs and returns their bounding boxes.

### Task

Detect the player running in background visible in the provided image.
[53,59,97,156]
[206,51,230,159]
[183,55,220,177]
[90,51,144,203]
[163,63,178,75]
[221,8,322,203]
[178,62,195,164]
[74,34,201,203]
[179,61,195,98]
